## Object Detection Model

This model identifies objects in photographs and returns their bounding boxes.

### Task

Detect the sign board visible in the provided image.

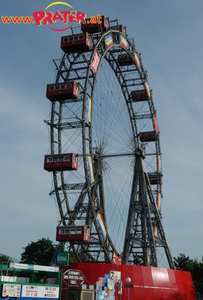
[63,269,84,286]
[124,284,133,288]
[1,276,17,282]
[91,50,100,74]
[2,284,21,297]
[56,252,69,266]
[10,263,59,273]
[21,285,59,298]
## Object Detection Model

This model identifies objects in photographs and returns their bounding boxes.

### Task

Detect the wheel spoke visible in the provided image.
[45,19,173,268]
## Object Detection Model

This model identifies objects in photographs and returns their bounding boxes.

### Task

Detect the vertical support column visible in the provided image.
[122,148,174,268]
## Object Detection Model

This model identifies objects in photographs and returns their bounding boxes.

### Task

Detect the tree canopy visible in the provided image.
[0,254,9,265]
[173,253,193,271]
[20,238,57,265]
[20,238,77,266]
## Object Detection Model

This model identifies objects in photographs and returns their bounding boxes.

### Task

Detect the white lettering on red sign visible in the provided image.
[63,269,85,287]
[91,50,100,74]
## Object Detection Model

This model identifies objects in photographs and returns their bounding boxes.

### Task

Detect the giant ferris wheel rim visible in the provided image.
[47,19,163,264]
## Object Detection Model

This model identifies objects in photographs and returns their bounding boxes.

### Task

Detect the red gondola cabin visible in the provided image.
[148,172,163,185]
[61,33,91,53]
[46,81,80,102]
[140,131,158,142]
[44,153,79,172]
[131,89,150,102]
[118,54,134,66]
[111,24,126,36]
[81,16,109,33]
[56,225,90,242]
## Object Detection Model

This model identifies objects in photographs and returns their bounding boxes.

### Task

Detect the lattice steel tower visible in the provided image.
[122,148,174,268]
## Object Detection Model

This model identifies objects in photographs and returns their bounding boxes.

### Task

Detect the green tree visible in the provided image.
[21,238,57,265]
[174,253,203,298]
[0,254,9,265]
[173,253,193,271]
[190,257,203,298]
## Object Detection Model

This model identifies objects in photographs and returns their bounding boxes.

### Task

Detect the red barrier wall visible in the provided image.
[62,262,196,300]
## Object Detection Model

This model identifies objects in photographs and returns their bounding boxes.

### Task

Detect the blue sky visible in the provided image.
[0,0,203,263]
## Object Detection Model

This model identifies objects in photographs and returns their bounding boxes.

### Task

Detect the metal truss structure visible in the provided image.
[45,19,174,268]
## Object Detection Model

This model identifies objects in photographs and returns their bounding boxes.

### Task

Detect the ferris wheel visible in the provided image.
[44,17,174,268]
